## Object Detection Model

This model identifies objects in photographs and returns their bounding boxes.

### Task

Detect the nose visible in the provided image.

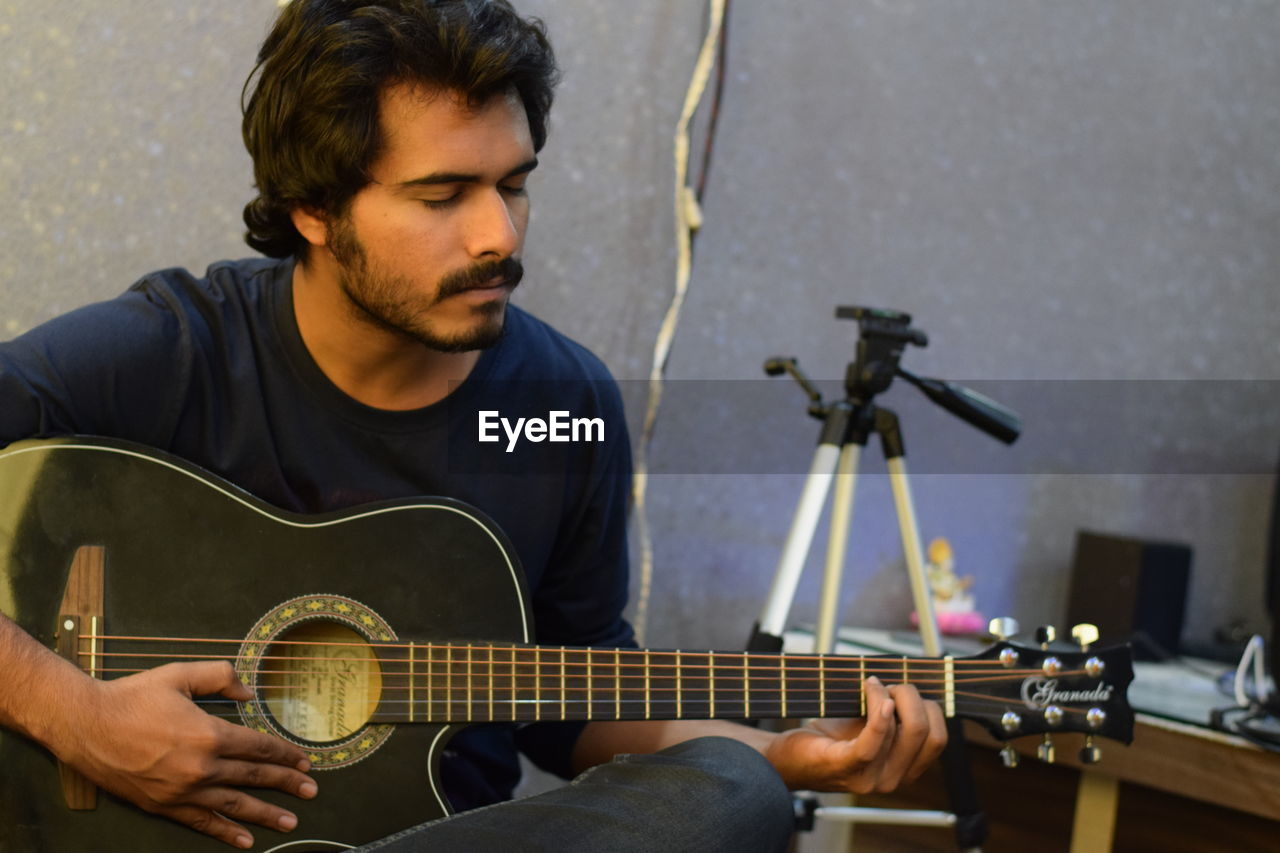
[465,189,522,260]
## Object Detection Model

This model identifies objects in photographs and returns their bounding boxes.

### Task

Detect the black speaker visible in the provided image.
[1065,530,1192,661]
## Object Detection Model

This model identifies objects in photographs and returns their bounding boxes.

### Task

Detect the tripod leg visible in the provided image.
[753,443,842,646]
[886,456,942,657]
[753,404,854,648]
[885,453,987,851]
[815,443,861,655]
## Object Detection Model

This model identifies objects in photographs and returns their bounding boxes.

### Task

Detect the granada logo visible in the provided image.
[1021,677,1114,709]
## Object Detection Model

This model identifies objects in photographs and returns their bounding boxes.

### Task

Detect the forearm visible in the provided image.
[0,612,91,750]
[570,719,778,776]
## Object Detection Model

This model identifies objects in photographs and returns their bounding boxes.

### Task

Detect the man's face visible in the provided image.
[328,83,536,352]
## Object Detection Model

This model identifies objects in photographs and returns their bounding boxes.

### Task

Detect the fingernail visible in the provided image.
[867,676,881,686]
[300,781,318,799]
[278,813,298,831]
[235,835,253,850]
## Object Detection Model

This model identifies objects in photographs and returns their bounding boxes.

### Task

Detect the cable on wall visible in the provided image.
[631,0,731,643]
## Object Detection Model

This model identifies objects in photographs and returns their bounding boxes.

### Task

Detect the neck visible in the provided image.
[291,257,480,411]
[366,644,906,725]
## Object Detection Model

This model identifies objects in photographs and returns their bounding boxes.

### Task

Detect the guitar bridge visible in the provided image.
[54,545,105,811]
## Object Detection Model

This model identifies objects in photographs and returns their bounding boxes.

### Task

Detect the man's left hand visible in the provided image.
[763,676,947,794]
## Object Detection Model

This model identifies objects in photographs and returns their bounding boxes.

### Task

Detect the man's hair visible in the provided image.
[241,0,558,259]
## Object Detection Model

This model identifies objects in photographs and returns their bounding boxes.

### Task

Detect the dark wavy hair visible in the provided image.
[241,0,558,259]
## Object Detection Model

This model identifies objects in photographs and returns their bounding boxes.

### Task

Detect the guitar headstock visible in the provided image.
[952,622,1134,760]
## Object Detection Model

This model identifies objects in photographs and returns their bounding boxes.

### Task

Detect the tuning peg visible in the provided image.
[988,617,1020,641]
[1035,625,1057,649]
[1000,744,1020,768]
[1079,735,1102,764]
[1071,623,1099,651]
[1037,735,1056,764]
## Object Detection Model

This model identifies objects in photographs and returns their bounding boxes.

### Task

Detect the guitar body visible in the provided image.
[0,437,532,852]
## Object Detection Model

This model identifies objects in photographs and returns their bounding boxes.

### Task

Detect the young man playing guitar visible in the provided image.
[0,2,946,850]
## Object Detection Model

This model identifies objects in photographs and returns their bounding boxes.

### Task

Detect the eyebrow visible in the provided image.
[396,158,539,189]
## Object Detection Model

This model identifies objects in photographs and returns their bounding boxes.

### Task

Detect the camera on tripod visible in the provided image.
[765,305,1021,445]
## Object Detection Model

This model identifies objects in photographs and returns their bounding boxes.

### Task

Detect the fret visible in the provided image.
[901,656,908,686]
[466,645,473,721]
[650,650,678,719]
[614,649,621,720]
[742,652,750,720]
[483,645,504,717]
[534,647,541,722]
[859,657,866,717]
[681,652,708,718]
[773,650,783,717]
[504,645,514,717]
[426,644,434,723]
[644,650,651,720]
[408,643,416,723]
[586,647,594,721]
[708,652,715,718]
[819,655,825,718]
[446,645,453,721]
[560,646,567,721]
[618,649,648,720]
[514,646,538,723]
[675,650,683,718]
[943,656,955,718]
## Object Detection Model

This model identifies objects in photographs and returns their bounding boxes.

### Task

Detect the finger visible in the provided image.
[159,660,253,702]
[877,684,931,790]
[903,699,949,783]
[211,757,319,801]
[214,718,311,771]
[160,802,256,850]
[853,678,897,763]
[187,784,302,836]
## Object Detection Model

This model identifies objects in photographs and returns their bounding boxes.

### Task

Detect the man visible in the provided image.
[0,1,946,850]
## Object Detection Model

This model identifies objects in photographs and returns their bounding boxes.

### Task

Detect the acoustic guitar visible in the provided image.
[0,437,1134,852]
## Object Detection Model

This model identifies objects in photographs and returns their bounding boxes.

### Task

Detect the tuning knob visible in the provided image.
[988,617,1020,641]
[1037,735,1056,764]
[1000,744,1020,768]
[1080,735,1102,764]
[1035,625,1057,649]
[1071,623,1099,651]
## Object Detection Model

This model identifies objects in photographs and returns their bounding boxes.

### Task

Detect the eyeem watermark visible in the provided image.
[478,410,605,453]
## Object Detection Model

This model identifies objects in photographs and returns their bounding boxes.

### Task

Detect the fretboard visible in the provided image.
[363,642,946,724]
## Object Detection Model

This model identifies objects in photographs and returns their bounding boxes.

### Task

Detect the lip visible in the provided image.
[452,278,511,301]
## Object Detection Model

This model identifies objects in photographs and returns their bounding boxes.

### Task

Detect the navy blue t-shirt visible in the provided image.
[0,256,635,811]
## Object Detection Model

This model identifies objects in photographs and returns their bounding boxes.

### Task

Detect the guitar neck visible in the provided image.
[365,643,937,724]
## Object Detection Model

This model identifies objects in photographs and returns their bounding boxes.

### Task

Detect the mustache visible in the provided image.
[436,257,524,299]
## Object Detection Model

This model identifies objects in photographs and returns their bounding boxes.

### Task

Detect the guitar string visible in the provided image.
[184,691,1100,724]
[76,633,1030,667]
[83,663,1068,687]
[73,642,1089,680]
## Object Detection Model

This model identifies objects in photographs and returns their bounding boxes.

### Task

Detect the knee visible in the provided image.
[660,736,794,848]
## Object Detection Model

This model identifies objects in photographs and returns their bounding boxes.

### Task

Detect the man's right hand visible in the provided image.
[53,660,318,850]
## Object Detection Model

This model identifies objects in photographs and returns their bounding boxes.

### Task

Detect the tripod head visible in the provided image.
[765,305,1022,445]
[837,306,928,404]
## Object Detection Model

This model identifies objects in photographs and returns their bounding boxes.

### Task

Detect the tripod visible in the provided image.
[747,307,1020,852]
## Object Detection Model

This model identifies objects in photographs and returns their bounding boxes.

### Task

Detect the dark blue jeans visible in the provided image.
[355,737,795,852]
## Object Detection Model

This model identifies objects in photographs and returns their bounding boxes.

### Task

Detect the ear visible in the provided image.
[290,205,330,250]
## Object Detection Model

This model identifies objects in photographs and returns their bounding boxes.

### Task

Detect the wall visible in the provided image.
[3,1,1277,657]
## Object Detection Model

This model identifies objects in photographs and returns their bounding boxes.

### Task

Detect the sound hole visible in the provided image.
[261,622,382,743]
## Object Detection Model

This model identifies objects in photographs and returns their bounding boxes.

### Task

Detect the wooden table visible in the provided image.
[972,712,1280,850]
[850,714,1280,852]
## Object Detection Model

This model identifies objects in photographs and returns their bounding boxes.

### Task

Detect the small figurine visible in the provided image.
[912,536,985,635]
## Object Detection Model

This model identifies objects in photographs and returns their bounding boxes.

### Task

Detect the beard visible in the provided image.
[328,216,523,353]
